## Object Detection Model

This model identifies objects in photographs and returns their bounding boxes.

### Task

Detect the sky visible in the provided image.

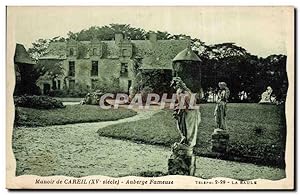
[7,6,293,57]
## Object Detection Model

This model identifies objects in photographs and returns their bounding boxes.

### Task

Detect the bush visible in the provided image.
[92,77,121,94]
[67,82,90,98]
[136,70,172,96]
[141,86,153,102]
[14,95,65,109]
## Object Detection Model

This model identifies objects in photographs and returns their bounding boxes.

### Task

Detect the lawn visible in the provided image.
[15,105,137,127]
[97,103,286,168]
[54,97,83,102]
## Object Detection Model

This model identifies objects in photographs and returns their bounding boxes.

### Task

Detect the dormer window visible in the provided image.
[120,63,128,77]
[93,48,98,56]
[69,48,74,56]
[122,49,127,56]
[119,44,132,58]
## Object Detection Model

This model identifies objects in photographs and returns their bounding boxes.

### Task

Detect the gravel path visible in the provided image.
[13,110,285,180]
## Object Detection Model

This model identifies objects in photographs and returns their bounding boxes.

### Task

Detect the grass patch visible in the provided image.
[53,97,83,102]
[97,103,286,167]
[15,105,137,127]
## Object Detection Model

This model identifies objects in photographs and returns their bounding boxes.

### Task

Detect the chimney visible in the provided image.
[115,33,123,45]
[186,36,191,48]
[149,32,157,43]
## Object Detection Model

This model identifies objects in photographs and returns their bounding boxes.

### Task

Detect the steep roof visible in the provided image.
[40,39,189,69]
[14,44,36,65]
[173,47,202,62]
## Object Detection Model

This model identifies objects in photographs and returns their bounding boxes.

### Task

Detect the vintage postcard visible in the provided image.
[6,6,295,190]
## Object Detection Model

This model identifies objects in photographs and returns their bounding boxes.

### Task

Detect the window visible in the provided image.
[43,83,50,95]
[91,61,98,76]
[120,63,128,77]
[68,61,75,77]
[52,80,57,90]
[121,48,131,57]
[122,49,127,56]
[69,48,74,56]
[69,80,75,90]
[57,80,61,90]
[93,48,98,56]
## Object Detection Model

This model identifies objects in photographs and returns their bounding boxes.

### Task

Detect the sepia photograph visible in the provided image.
[6,6,294,189]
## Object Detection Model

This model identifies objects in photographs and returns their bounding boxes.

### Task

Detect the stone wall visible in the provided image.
[52,57,135,93]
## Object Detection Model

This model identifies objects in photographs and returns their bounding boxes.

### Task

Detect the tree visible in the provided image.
[50,36,66,43]
[33,60,65,82]
[192,41,288,102]
[27,39,50,61]
[70,24,147,41]
[192,42,254,101]
[255,54,288,101]
[67,31,78,40]
[27,38,65,89]
[155,31,171,40]
[170,34,190,40]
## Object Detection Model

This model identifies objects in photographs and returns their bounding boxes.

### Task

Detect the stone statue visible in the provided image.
[259,86,273,104]
[171,77,201,147]
[168,77,201,176]
[211,82,230,153]
[214,82,230,130]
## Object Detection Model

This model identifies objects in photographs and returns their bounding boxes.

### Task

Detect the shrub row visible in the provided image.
[14,95,65,109]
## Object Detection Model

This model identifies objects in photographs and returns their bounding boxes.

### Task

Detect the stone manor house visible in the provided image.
[37,33,190,94]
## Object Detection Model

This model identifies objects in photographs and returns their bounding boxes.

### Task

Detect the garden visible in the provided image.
[12,101,287,179]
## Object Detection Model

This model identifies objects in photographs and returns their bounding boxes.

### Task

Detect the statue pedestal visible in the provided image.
[211,128,229,153]
[168,143,196,176]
